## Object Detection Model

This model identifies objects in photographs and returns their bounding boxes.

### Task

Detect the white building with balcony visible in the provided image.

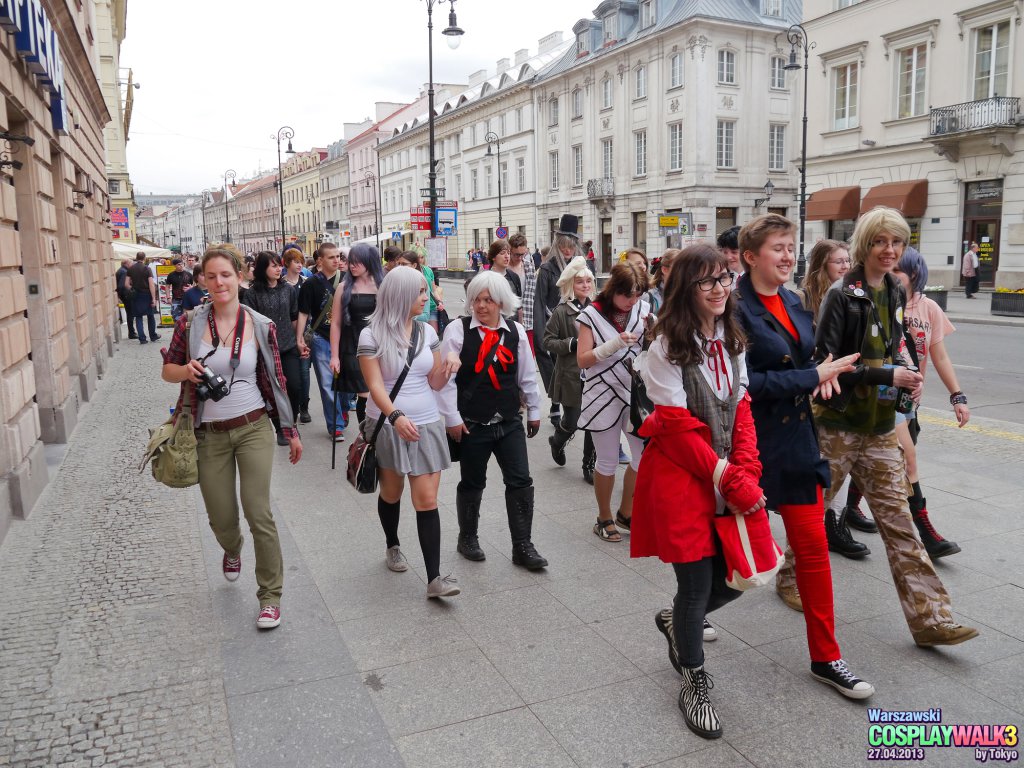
[801,0,1023,289]
[319,139,352,247]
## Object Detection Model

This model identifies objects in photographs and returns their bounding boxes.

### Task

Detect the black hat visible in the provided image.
[171,257,182,265]
[555,214,579,239]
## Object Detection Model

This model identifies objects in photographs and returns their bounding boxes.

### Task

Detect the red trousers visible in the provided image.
[778,488,841,663]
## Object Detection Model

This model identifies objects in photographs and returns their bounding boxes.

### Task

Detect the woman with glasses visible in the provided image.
[329,243,384,428]
[734,215,873,699]
[242,251,302,447]
[814,206,978,648]
[631,244,761,738]
[576,262,650,541]
[800,240,852,319]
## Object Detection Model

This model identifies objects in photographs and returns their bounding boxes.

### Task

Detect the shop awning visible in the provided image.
[806,186,860,221]
[860,179,928,217]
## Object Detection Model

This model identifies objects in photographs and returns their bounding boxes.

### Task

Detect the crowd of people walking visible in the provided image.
[152,206,978,739]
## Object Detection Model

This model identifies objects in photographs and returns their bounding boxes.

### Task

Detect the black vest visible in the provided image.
[455,316,520,423]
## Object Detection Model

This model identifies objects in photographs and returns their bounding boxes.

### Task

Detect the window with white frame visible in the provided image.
[577,33,587,55]
[768,124,786,171]
[485,165,493,197]
[516,157,526,191]
[515,107,523,132]
[501,162,508,194]
[454,133,461,152]
[470,125,477,145]
[718,49,736,84]
[832,62,859,130]
[470,168,478,199]
[641,0,654,27]
[602,77,613,108]
[499,113,506,136]
[602,138,614,178]
[716,120,735,168]
[572,88,583,118]
[897,43,927,118]
[762,0,782,16]
[549,151,559,190]
[634,130,647,176]
[668,122,683,170]
[603,14,616,43]
[770,56,787,89]
[669,53,683,88]
[635,65,647,99]
[549,97,559,126]
[973,21,1009,100]
[572,145,583,186]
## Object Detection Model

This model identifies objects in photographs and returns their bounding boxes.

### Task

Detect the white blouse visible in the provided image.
[639,327,748,409]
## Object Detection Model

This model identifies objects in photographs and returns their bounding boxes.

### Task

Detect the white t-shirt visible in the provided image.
[196,339,265,423]
[358,324,441,425]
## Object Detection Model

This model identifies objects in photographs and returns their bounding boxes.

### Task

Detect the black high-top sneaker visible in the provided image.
[811,659,875,699]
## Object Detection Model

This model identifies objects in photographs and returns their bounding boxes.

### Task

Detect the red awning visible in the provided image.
[860,179,928,217]
[806,186,860,221]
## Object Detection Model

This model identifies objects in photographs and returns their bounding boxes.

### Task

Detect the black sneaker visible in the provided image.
[811,659,875,700]
[299,408,312,424]
[655,609,683,675]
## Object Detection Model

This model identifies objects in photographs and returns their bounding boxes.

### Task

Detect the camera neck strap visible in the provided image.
[207,306,246,372]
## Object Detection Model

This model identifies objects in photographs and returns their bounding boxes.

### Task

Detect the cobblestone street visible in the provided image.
[2,321,1023,768]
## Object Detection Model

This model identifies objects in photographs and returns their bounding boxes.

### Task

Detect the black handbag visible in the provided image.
[346,325,421,493]
[627,315,656,437]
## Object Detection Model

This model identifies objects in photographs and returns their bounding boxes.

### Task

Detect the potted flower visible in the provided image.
[991,288,1024,317]
[922,285,947,311]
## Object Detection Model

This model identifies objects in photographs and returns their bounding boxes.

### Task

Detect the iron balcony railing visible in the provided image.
[587,177,614,199]
[930,96,1019,136]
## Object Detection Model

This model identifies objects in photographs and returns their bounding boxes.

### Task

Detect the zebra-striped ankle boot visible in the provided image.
[678,665,722,739]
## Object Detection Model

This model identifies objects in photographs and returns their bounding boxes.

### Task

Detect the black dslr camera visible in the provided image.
[195,351,230,402]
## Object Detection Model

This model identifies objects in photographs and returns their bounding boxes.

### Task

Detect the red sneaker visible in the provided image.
[256,605,281,629]
[223,552,241,582]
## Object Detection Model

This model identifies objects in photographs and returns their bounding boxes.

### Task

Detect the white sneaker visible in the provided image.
[386,546,408,572]
[702,619,718,642]
[427,574,461,598]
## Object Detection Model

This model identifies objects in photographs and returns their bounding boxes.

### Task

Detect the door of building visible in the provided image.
[964,219,1000,288]
[600,218,612,274]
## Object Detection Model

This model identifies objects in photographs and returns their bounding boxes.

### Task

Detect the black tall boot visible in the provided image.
[825,506,870,559]
[581,431,596,485]
[912,500,961,559]
[505,486,548,570]
[456,488,486,561]
[548,424,573,466]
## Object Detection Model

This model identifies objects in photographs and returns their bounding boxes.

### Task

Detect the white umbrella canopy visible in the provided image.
[111,241,172,262]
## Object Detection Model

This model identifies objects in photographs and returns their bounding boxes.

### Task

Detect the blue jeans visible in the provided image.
[310,334,347,434]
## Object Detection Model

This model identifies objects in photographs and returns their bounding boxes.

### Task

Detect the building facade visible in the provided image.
[282,149,326,255]
[1,0,118,537]
[231,173,279,255]
[319,139,351,247]
[802,0,1023,289]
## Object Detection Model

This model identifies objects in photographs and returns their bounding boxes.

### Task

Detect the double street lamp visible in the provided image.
[484,131,503,229]
[223,169,237,243]
[425,0,464,238]
[784,23,815,280]
[272,126,296,250]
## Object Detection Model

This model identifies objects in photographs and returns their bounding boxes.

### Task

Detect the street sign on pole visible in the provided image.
[435,208,458,236]
[495,226,508,239]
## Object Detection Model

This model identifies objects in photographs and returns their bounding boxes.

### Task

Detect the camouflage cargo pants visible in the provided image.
[815,425,953,635]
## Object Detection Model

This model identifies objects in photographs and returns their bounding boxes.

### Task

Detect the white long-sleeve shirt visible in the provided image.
[437,316,541,427]
[639,329,748,408]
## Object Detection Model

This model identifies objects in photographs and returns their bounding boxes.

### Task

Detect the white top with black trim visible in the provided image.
[358,324,440,425]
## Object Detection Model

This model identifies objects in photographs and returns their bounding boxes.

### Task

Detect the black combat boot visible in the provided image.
[456,489,486,561]
[548,424,573,466]
[825,507,870,559]
[506,486,548,570]
[912,502,961,559]
[581,431,596,485]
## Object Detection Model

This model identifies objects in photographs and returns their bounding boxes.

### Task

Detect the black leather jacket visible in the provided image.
[813,266,907,412]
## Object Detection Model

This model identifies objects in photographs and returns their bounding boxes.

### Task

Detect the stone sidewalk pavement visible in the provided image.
[1,331,1022,768]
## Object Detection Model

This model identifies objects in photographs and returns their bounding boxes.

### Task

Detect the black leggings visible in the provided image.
[279,346,303,421]
[672,555,743,668]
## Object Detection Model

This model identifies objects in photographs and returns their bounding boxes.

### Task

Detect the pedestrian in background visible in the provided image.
[486,239,521,305]
[166,257,193,321]
[282,248,311,424]
[645,249,681,314]
[297,244,345,441]
[242,251,302,447]
[734,215,874,700]
[181,264,207,319]
[544,256,597,483]
[508,233,537,350]
[716,226,742,275]
[814,206,977,648]
[800,239,852,320]
[116,257,137,340]
[440,271,548,570]
[576,262,650,542]
[962,241,980,298]
[161,244,302,630]
[128,251,160,344]
[358,266,461,596]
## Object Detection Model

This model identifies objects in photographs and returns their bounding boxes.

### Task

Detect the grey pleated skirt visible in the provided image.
[369,417,451,476]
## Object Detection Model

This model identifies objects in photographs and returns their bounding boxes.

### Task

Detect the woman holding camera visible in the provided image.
[814,207,977,648]
[162,244,301,630]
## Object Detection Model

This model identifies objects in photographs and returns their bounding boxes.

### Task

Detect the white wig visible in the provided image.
[555,256,595,302]
[366,265,427,376]
[466,270,521,317]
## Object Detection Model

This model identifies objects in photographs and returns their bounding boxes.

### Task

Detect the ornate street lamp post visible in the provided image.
[272,126,296,250]
[425,0,464,238]
[784,24,815,280]
[484,131,503,229]
[223,169,237,243]
[364,171,380,244]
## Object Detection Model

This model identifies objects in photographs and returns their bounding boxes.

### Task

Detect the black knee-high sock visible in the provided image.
[416,509,442,582]
[908,481,925,515]
[845,480,863,510]
[356,395,367,425]
[378,497,401,548]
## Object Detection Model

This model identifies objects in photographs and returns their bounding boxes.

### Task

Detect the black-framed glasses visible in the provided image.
[693,272,736,292]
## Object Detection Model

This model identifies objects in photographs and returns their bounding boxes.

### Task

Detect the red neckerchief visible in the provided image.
[475,327,514,389]
[705,338,733,396]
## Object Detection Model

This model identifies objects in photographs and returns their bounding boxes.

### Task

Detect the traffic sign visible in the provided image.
[495,226,508,239]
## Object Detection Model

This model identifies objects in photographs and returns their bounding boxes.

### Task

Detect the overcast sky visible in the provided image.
[121,0,598,195]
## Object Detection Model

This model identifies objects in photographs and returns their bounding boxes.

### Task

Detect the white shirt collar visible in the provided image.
[470,315,511,333]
